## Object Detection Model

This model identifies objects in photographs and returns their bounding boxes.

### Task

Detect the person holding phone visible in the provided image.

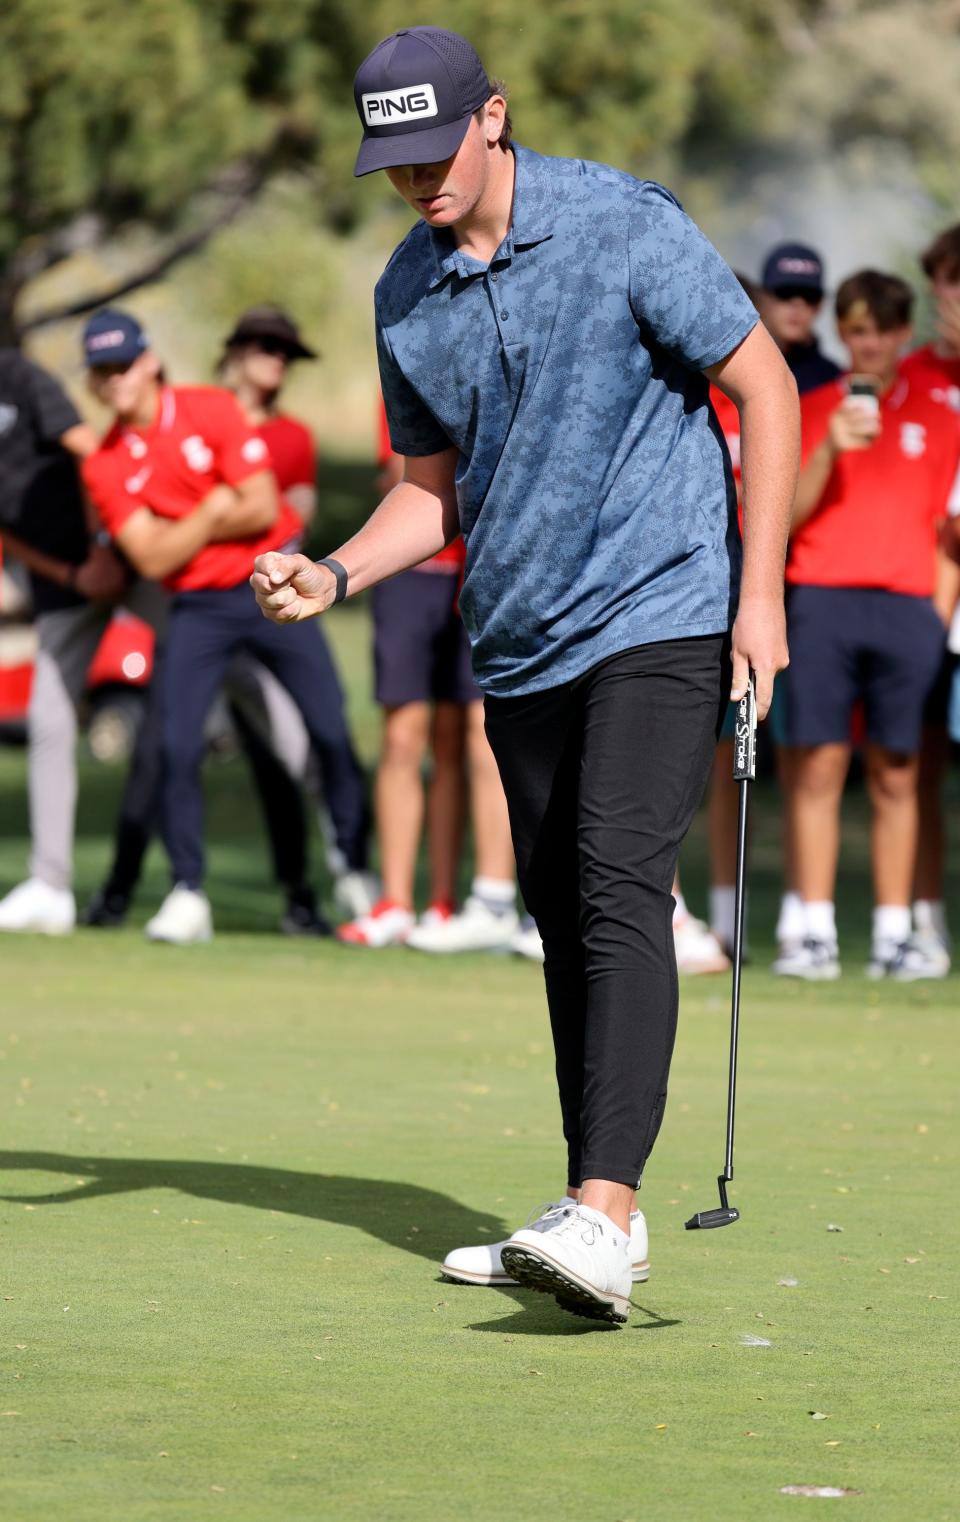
[774,270,960,981]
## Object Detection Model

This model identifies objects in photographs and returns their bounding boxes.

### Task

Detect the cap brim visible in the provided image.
[766,281,824,298]
[354,113,473,177]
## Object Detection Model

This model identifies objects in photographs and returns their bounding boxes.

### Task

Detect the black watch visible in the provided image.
[317,557,348,605]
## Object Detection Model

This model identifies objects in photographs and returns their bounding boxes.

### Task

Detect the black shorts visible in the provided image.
[371,568,481,708]
[785,585,946,754]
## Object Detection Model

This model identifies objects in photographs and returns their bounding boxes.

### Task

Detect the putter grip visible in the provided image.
[732,674,757,782]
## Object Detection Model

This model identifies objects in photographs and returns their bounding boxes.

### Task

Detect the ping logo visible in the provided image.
[362,83,438,127]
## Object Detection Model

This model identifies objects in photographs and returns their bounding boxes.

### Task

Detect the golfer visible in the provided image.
[252,27,799,1324]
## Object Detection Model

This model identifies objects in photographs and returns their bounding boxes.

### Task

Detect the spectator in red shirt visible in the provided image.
[338,400,527,953]
[774,271,960,982]
[899,225,960,972]
[81,308,370,944]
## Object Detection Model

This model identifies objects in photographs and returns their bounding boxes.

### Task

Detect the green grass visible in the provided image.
[1,608,958,1521]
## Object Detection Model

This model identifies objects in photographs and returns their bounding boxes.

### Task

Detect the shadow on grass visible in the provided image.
[0,1150,506,1266]
[462,1298,682,1336]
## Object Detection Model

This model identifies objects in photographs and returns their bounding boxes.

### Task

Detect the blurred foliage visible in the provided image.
[2,0,958,335]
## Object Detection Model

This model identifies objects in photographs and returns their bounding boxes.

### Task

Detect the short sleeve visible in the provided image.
[204,391,272,485]
[81,453,140,537]
[628,184,757,372]
[22,356,82,443]
[376,319,451,457]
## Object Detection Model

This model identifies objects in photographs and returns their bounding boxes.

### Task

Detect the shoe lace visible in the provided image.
[550,1204,604,1247]
[524,1200,572,1230]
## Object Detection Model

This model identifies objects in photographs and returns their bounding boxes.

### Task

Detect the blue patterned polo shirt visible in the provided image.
[375,145,757,696]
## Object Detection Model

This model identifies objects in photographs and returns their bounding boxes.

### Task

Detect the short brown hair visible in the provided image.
[835,270,913,330]
[920,223,960,281]
[474,78,512,148]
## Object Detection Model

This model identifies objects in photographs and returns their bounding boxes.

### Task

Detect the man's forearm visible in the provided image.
[321,479,457,596]
[0,529,75,589]
[119,501,216,580]
[792,437,837,529]
[738,377,800,601]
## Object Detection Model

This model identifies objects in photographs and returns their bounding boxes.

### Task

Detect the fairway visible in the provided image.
[1,613,957,1521]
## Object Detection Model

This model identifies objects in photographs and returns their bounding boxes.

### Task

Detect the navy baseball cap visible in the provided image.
[353,27,491,177]
[83,308,148,368]
[762,243,825,296]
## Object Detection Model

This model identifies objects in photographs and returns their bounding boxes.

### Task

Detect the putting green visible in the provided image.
[0,609,956,1520]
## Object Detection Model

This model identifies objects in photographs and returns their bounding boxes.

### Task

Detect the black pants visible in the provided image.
[485,636,726,1190]
[102,649,311,902]
[160,583,368,889]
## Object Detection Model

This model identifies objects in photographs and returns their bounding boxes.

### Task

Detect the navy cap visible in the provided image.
[83,308,148,368]
[762,243,825,296]
[353,27,491,178]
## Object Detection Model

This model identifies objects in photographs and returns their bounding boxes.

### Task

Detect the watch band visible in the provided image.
[317,556,348,605]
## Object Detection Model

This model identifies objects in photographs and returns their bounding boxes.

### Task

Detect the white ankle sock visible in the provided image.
[804,901,836,943]
[776,891,805,943]
[873,904,911,949]
[913,899,948,941]
[471,877,516,916]
[709,885,736,946]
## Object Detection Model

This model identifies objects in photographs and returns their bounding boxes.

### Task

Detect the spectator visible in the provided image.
[81,307,372,944]
[899,224,960,972]
[0,345,161,936]
[338,401,528,954]
[775,271,960,980]
[83,306,344,935]
[756,242,845,958]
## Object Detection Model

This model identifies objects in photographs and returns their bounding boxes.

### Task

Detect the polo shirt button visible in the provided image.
[490,272,498,282]
[500,309,509,320]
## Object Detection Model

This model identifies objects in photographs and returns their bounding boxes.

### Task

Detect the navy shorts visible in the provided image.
[784,585,946,754]
[372,568,481,708]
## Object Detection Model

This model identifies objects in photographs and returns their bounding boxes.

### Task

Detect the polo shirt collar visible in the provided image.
[426,145,554,290]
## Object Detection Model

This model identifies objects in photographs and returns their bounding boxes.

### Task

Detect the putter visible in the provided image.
[686,672,757,1231]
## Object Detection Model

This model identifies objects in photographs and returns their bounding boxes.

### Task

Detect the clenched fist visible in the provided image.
[250,552,336,623]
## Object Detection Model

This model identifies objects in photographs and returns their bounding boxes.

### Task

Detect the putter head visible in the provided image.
[685,1206,740,1230]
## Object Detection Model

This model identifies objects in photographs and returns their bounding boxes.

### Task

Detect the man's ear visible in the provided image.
[482,95,506,147]
[140,351,162,382]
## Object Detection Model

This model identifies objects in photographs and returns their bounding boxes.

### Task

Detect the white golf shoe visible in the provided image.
[406,894,518,953]
[336,898,414,948]
[867,932,950,982]
[500,1203,633,1324]
[674,913,731,974]
[511,915,545,962]
[144,886,213,944]
[441,1198,650,1287]
[0,878,75,935]
[772,937,840,980]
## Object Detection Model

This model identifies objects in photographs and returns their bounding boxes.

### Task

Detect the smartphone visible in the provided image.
[848,373,880,417]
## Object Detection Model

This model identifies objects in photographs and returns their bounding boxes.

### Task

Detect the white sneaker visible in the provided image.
[772,937,840,980]
[441,1198,650,1286]
[0,878,75,935]
[867,932,950,982]
[333,870,381,919]
[406,895,519,953]
[145,885,213,944]
[336,898,414,948]
[511,915,545,962]
[674,914,731,975]
[500,1203,633,1324]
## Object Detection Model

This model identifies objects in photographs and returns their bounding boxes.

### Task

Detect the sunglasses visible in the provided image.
[769,287,822,307]
[88,359,138,378]
[251,339,297,360]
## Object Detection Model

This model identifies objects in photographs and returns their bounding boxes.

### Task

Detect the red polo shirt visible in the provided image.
[900,344,960,413]
[787,373,960,597]
[377,396,464,573]
[84,386,300,592]
[259,413,316,497]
